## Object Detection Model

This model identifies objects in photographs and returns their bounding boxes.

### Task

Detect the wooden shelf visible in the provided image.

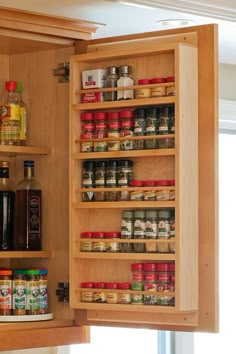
[0,250,52,259]
[72,201,176,209]
[74,252,176,261]
[0,145,50,156]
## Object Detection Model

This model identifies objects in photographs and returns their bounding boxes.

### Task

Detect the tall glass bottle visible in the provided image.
[16,82,27,146]
[15,160,42,250]
[0,161,15,250]
[1,80,20,145]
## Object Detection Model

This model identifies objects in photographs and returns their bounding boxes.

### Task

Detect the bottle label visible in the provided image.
[1,104,20,120]
[0,280,12,309]
[29,193,41,240]
[19,107,27,141]
[13,279,26,310]
[26,281,40,310]
[39,280,48,311]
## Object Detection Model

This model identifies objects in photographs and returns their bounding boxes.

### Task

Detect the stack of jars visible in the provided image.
[81,231,121,252]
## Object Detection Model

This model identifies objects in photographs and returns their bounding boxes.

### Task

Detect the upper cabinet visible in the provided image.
[71,24,219,333]
[0,6,102,351]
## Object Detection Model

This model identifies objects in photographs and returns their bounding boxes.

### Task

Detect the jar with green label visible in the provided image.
[25,269,40,315]
[121,210,133,252]
[133,210,146,253]
[145,210,158,253]
[157,210,171,253]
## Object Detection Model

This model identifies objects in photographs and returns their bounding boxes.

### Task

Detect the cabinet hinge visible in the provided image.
[53,62,69,83]
[56,282,69,302]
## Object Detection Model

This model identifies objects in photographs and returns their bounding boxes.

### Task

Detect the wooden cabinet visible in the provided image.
[0,7,101,351]
[71,24,218,333]
[69,43,199,325]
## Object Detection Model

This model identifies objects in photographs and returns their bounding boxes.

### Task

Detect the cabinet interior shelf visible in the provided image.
[75,134,175,143]
[75,252,176,261]
[0,145,50,156]
[77,186,175,192]
[73,148,176,160]
[0,250,52,259]
[72,201,176,209]
[73,96,175,111]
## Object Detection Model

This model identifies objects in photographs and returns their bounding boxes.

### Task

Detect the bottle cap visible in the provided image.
[24,160,34,168]
[5,81,17,91]
[16,82,23,93]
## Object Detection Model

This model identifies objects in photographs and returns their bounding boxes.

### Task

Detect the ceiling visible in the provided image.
[0,0,236,64]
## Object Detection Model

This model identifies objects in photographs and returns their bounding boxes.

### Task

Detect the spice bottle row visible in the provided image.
[0,268,48,316]
[80,104,175,152]
[80,208,175,254]
[80,261,175,306]
[81,67,175,103]
[82,159,175,202]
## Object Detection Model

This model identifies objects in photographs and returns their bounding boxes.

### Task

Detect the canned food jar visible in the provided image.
[25,269,40,315]
[39,269,48,314]
[92,232,106,252]
[13,269,26,315]
[135,79,151,98]
[0,269,12,315]
[106,282,119,304]
[166,76,175,96]
[151,77,166,97]
[118,282,131,304]
[105,232,121,252]
[93,282,106,303]
[81,282,94,303]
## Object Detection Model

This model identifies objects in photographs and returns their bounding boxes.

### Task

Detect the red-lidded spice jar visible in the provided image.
[166,76,175,96]
[131,263,144,305]
[130,180,144,201]
[104,231,121,252]
[106,282,119,304]
[144,272,158,305]
[92,232,105,252]
[81,231,93,252]
[151,77,166,97]
[136,79,151,98]
[0,269,12,315]
[156,180,170,200]
[81,281,94,303]
[81,112,94,132]
[80,132,94,153]
[93,282,106,303]
[143,180,156,201]
[118,282,131,304]
[94,112,108,152]
[120,110,134,151]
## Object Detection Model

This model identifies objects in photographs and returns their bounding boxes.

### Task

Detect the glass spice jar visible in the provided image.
[145,106,159,149]
[157,210,171,253]
[104,66,119,101]
[94,112,108,152]
[120,210,134,253]
[131,263,144,305]
[80,231,93,252]
[120,110,134,151]
[93,282,106,303]
[143,180,156,201]
[106,282,119,304]
[94,160,106,201]
[135,79,151,98]
[166,76,175,96]
[156,180,170,200]
[107,113,121,152]
[13,269,26,315]
[118,282,131,304]
[80,132,94,153]
[81,282,94,303]
[92,232,106,252]
[145,210,158,253]
[82,160,95,202]
[133,108,145,150]
[118,159,133,201]
[151,77,166,97]
[104,231,121,252]
[133,210,146,253]
[105,159,119,201]
[130,180,144,201]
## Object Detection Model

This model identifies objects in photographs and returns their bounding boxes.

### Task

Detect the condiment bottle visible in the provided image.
[117,65,134,100]
[13,269,26,315]
[39,268,48,314]
[0,269,12,315]
[0,161,15,250]
[25,269,40,315]
[104,66,119,101]
[14,160,42,250]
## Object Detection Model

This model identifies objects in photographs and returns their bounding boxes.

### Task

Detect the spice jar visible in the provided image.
[130,180,144,201]
[156,180,170,200]
[145,106,159,149]
[25,269,40,315]
[143,180,156,201]
[105,159,119,201]
[94,112,108,152]
[135,79,151,98]
[117,65,134,100]
[39,268,48,314]
[81,112,94,133]
[93,282,106,303]
[81,282,94,303]
[157,210,171,253]
[131,263,144,305]
[169,210,175,253]
[145,210,158,253]
[13,269,26,315]
[81,231,93,252]
[94,160,106,201]
[133,108,145,150]
[106,282,119,304]
[143,263,158,305]
[0,269,12,315]
[82,160,95,202]
[107,112,120,151]
[80,133,94,153]
[151,77,166,97]
[118,282,131,304]
[133,210,146,253]
[118,159,133,201]
[92,232,106,252]
[166,76,175,96]
[120,110,134,151]
[121,210,133,253]
[104,231,121,252]
[104,66,119,101]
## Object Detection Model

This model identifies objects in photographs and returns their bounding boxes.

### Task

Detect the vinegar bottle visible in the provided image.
[0,161,15,250]
[15,160,42,250]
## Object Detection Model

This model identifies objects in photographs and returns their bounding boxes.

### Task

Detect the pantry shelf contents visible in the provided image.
[69,41,199,327]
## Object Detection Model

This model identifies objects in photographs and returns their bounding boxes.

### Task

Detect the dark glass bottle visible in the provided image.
[15,160,42,250]
[0,161,15,250]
